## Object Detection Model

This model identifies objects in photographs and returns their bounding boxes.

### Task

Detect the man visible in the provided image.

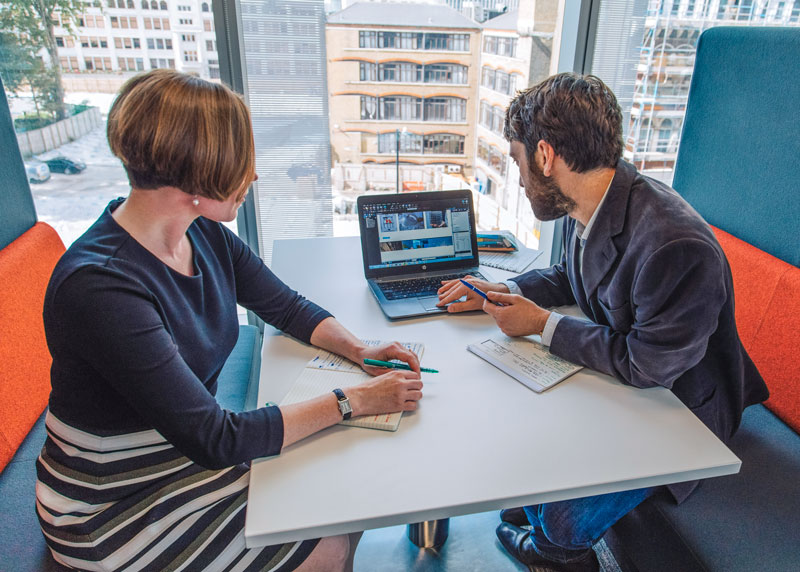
[437,73,768,571]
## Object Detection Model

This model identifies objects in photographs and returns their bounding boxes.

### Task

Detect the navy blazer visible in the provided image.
[512,160,768,502]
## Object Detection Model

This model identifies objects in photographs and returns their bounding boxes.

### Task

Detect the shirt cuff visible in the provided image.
[503,279,522,295]
[540,312,564,347]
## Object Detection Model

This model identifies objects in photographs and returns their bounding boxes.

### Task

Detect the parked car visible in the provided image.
[24,161,51,183]
[44,156,86,175]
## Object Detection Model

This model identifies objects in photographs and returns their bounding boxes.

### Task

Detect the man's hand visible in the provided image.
[358,341,421,376]
[437,275,509,313]
[482,290,551,337]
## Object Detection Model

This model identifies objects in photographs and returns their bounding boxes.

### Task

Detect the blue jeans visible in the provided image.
[522,486,657,564]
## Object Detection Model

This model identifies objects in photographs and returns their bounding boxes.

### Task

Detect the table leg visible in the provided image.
[407,518,450,548]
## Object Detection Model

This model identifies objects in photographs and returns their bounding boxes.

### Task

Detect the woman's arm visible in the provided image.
[280,317,424,448]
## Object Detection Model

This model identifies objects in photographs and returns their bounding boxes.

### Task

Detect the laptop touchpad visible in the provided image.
[419,296,444,312]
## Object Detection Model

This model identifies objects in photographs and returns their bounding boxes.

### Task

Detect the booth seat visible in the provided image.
[612,227,800,571]
[0,221,262,570]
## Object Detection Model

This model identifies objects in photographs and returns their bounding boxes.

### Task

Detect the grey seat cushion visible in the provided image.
[0,411,69,571]
[649,404,800,571]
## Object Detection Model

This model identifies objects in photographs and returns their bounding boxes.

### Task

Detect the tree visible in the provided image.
[0,0,85,120]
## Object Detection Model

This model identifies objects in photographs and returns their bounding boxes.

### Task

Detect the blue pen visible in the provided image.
[459,279,505,306]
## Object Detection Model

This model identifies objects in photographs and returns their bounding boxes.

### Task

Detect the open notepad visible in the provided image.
[280,341,424,431]
[467,336,582,393]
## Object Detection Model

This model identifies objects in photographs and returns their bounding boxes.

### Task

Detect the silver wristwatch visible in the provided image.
[332,388,352,420]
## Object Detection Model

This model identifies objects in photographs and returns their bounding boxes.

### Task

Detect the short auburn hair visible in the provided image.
[504,72,623,173]
[107,69,255,201]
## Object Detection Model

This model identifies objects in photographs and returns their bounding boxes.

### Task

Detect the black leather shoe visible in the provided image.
[500,506,529,526]
[495,522,600,572]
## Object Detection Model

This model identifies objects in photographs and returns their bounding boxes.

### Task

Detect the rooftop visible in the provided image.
[327,2,480,30]
[482,9,518,31]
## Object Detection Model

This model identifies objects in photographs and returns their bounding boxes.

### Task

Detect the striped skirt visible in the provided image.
[35,412,319,571]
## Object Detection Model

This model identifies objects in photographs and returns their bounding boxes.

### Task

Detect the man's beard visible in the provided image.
[526,158,576,221]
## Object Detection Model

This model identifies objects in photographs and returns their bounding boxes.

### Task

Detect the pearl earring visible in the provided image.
[192,197,200,206]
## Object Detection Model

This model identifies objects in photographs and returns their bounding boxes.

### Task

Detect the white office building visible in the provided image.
[52,0,219,93]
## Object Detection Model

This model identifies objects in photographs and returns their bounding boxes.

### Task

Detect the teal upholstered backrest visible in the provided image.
[672,27,800,267]
[0,77,38,250]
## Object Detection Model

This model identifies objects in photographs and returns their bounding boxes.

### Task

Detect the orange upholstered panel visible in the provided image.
[0,222,65,472]
[750,266,800,433]
[711,226,785,350]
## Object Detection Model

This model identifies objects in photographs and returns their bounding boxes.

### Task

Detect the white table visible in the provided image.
[245,236,740,548]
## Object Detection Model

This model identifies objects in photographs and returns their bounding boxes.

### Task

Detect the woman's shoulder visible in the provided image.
[47,201,144,305]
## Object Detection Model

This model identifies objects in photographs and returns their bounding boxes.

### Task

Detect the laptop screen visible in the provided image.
[357,190,480,278]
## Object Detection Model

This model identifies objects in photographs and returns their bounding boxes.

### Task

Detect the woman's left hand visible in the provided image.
[357,342,421,376]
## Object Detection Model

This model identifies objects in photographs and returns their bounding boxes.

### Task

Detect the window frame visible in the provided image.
[214,0,595,274]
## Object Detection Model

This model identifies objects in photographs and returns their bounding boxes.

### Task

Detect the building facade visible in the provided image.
[51,0,219,93]
[626,0,800,174]
[474,1,556,247]
[326,2,481,194]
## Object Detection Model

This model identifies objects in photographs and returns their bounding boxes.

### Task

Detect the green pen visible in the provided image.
[363,358,439,374]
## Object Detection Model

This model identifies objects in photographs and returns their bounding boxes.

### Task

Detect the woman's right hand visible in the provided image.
[346,370,423,416]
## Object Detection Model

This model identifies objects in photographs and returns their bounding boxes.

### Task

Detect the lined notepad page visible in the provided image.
[280,341,424,431]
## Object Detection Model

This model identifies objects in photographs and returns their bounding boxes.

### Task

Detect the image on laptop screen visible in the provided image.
[360,195,475,272]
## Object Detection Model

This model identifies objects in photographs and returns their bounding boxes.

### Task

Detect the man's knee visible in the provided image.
[537,506,598,551]
[539,520,596,551]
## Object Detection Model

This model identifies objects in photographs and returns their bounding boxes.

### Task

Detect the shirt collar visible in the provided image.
[576,174,614,243]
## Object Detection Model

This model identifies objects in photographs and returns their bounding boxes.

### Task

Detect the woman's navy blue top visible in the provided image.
[43,199,332,469]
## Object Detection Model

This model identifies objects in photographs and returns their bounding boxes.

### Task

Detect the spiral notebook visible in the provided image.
[280,341,424,431]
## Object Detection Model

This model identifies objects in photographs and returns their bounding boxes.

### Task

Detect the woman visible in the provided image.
[36,69,423,571]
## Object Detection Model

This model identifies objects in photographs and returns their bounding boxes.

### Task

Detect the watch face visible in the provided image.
[339,399,352,415]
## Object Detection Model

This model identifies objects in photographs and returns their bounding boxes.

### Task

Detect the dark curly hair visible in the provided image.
[504,73,623,173]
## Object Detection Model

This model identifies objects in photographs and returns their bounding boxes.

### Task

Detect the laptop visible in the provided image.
[357,190,492,319]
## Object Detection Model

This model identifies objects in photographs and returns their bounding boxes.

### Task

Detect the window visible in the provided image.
[423,63,467,84]
[359,62,376,81]
[359,31,378,48]
[483,35,517,57]
[360,96,377,120]
[481,66,494,89]
[477,138,507,176]
[423,133,464,155]
[378,62,420,82]
[377,132,423,154]
[181,34,196,42]
[206,40,216,52]
[656,119,674,152]
[179,19,193,26]
[380,96,422,121]
[424,97,466,122]
[425,33,468,51]
[358,30,467,51]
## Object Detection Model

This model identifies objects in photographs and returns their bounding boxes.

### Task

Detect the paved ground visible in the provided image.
[28,125,354,247]
[29,126,129,248]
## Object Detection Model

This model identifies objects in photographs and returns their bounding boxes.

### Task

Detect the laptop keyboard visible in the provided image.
[379,271,487,300]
